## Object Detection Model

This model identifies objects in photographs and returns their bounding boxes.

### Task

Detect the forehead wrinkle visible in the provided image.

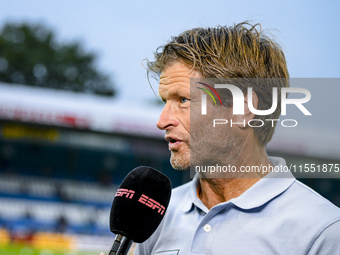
[158,62,199,99]
[160,69,192,79]
[159,83,190,99]
[159,76,191,86]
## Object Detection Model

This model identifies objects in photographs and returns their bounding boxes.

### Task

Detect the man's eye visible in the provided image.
[181,98,188,103]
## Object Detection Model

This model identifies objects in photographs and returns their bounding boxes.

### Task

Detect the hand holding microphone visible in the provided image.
[104,166,172,255]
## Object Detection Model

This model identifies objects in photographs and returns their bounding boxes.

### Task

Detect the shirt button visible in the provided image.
[204,224,211,232]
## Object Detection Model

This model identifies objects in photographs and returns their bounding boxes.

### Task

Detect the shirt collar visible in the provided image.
[181,157,295,212]
[230,157,295,209]
[180,175,201,213]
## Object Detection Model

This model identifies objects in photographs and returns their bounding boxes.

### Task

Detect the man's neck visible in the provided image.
[199,178,260,209]
[198,147,272,210]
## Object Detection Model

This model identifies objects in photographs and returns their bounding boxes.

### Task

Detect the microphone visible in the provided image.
[108,166,172,255]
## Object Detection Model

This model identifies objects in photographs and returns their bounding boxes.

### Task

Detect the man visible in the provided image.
[133,22,340,254]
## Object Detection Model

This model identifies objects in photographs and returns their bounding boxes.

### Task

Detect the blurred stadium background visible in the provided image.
[0,20,186,255]
[0,81,185,254]
[0,82,339,255]
[0,1,339,255]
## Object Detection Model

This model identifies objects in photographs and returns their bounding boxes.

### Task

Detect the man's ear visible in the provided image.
[232,90,257,128]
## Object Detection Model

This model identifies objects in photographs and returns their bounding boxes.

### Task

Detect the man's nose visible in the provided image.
[156,104,179,130]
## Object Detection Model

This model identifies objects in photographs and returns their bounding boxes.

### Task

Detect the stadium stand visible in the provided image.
[0,82,339,254]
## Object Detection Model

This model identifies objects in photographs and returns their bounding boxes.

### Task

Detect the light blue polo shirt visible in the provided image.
[134,157,340,255]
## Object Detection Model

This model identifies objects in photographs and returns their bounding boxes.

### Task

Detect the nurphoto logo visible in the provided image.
[198,82,312,128]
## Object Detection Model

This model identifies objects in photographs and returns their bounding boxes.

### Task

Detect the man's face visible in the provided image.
[157,62,201,170]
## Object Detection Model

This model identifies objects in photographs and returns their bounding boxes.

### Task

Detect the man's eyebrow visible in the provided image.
[170,89,189,98]
[159,88,189,99]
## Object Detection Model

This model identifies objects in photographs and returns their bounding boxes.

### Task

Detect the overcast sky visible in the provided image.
[1,0,339,103]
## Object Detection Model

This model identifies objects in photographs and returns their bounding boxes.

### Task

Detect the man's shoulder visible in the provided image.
[277,178,340,230]
[288,180,340,254]
[289,179,340,214]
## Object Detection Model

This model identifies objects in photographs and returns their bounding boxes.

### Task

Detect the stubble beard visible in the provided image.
[170,144,190,170]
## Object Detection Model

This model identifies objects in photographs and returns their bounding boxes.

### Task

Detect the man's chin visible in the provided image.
[170,155,190,170]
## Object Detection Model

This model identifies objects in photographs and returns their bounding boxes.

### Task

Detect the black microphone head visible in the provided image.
[109,166,172,243]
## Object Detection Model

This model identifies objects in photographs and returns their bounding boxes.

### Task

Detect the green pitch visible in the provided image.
[0,244,100,255]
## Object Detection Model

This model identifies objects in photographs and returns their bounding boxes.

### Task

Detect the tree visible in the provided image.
[0,22,116,96]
